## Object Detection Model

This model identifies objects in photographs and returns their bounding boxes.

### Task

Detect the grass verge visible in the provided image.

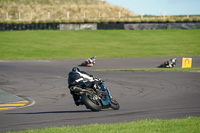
[7,117,200,133]
[94,67,200,72]
[0,29,200,60]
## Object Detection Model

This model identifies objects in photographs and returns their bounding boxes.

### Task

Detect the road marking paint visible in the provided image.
[0,107,15,110]
[0,104,26,107]
[0,100,29,110]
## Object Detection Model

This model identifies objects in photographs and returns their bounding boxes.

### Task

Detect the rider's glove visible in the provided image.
[93,84,99,91]
[93,77,101,81]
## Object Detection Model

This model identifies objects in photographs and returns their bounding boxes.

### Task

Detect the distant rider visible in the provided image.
[169,58,177,67]
[165,58,177,68]
[68,67,106,106]
[87,56,96,67]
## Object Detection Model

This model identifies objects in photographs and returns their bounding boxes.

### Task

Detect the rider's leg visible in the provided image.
[87,64,93,67]
[70,90,81,106]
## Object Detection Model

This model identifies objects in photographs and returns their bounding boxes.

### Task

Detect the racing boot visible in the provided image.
[75,99,82,106]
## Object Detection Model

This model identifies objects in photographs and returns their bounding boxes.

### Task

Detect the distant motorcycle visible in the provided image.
[80,56,96,67]
[158,58,177,68]
[69,79,120,111]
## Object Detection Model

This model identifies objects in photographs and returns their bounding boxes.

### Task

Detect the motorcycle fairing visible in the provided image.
[101,95,111,106]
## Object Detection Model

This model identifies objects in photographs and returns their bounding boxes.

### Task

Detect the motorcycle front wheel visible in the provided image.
[110,98,120,110]
[81,93,102,111]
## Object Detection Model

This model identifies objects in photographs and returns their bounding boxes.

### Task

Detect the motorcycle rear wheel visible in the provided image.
[81,61,87,66]
[81,93,102,111]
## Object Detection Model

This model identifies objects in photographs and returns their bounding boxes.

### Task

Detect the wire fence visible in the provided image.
[1,11,200,23]
[0,11,126,21]
[0,3,200,23]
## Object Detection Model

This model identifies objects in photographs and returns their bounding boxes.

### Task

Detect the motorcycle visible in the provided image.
[158,58,177,68]
[69,81,120,111]
[80,56,96,67]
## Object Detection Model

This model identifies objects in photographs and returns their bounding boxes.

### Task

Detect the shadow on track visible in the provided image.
[7,110,92,114]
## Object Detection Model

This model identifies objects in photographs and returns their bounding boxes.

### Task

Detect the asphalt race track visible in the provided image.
[0,57,200,132]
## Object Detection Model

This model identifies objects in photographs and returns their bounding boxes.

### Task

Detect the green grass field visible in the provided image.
[7,117,200,133]
[0,29,200,60]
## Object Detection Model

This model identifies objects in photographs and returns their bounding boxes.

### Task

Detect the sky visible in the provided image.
[103,0,200,16]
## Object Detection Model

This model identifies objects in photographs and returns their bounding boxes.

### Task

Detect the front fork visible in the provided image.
[100,83,111,97]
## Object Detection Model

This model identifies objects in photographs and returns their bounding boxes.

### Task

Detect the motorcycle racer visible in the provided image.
[158,58,177,68]
[80,56,96,67]
[68,67,106,106]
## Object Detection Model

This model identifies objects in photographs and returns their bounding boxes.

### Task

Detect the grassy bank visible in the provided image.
[0,0,136,23]
[0,0,200,23]
[7,117,200,133]
[1,29,200,60]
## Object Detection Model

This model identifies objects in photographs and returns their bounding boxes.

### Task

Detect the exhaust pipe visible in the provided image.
[70,86,83,92]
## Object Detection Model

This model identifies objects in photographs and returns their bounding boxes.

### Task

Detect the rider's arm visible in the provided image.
[78,71,94,82]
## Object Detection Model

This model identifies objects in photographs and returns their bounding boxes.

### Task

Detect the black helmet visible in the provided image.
[72,67,80,72]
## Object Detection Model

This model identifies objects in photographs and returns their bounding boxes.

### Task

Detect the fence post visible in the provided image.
[83,12,85,19]
[6,12,8,20]
[30,12,32,20]
[19,12,21,20]
[187,11,189,18]
[161,11,165,19]
[48,12,51,19]
[163,12,165,19]
[98,12,101,19]
[67,12,70,20]
[141,13,144,19]
[118,11,121,19]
